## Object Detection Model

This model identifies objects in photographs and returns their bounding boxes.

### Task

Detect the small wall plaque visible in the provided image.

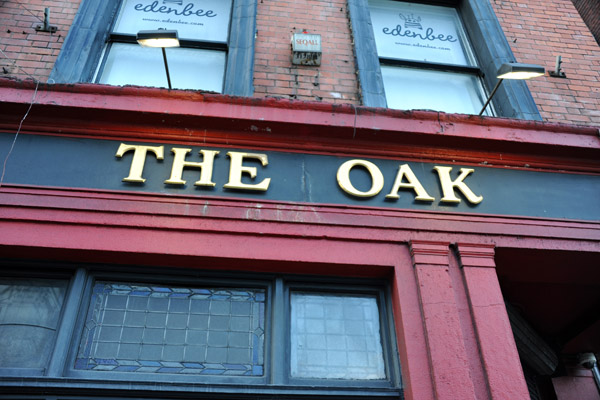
[291,33,321,66]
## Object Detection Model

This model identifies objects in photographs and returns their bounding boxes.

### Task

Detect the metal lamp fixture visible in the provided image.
[479,62,545,116]
[136,29,180,89]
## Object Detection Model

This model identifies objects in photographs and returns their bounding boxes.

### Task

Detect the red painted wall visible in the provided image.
[553,369,600,400]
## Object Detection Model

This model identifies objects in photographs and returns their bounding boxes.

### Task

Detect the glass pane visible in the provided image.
[369,0,475,66]
[0,279,68,369]
[113,0,233,42]
[75,282,265,376]
[98,43,226,92]
[290,293,385,380]
[381,66,486,115]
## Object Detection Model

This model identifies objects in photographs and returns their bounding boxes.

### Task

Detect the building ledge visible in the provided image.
[1,78,599,171]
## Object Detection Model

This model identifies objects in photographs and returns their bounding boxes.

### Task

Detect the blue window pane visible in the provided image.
[0,279,68,369]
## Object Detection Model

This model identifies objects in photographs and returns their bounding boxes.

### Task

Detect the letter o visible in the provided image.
[337,159,384,198]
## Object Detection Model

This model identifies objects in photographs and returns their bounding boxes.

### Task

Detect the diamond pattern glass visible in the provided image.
[75,282,265,375]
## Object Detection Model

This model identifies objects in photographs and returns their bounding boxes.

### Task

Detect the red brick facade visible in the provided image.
[0,0,80,82]
[491,0,600,126]
[253,0,359,104]
[0,0,598,124]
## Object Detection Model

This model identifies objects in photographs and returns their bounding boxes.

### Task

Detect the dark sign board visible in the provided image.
[1,133,598,221]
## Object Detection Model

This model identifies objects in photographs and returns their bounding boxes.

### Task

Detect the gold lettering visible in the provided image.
[164,148,219,186]
[115,143,164,183]
[223,151,271,191]
[337,159,384,198]
[433,166,483,204]
[386,164,435,201]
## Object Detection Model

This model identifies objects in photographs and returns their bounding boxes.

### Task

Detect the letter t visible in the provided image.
[116,143,164,183]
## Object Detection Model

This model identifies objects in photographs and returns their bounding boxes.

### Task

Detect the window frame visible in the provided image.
[66,271,271,385]
[283,281,402,389]
[0,264,403,399]
[348,0,542,120]
[50,0,256,96]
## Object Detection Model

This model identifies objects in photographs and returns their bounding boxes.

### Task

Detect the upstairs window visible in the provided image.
[369,0,487,114]
[348,0,542,119]
[95,0,231,91]
[51,0,256,96]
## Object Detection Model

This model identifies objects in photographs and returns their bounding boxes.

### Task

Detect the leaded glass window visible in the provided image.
[0,268,401,398]
[75,282,265,375]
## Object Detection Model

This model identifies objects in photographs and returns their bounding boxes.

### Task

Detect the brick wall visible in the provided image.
[0,0,81,82]
[492,0,600,126]
[252,0,359,104]
[571,0,600,45]
[1,0,599,126]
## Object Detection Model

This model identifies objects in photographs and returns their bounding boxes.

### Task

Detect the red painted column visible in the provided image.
[457,243,530,400]
[410,241,477,400]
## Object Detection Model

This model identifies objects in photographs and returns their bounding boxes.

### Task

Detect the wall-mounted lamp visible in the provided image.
[136,29,180,89]
[479,62,545,116]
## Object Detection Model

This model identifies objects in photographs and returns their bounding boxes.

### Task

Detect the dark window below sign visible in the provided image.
[0,279,68,371]
[0,266,403,399]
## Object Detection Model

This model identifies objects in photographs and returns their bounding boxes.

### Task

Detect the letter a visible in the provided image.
[386,164,434,201]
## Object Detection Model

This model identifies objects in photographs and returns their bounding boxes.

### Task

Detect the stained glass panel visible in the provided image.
[75,282,265,375]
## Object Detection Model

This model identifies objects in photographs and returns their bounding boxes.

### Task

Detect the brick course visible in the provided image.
[0,0,81,82]
[252,0,360,104]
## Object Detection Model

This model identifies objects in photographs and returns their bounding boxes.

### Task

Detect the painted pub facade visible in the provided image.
[0,0,599,399]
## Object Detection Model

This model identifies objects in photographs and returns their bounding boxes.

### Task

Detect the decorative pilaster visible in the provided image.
[457,243,530,400]
[410,241,477,400]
